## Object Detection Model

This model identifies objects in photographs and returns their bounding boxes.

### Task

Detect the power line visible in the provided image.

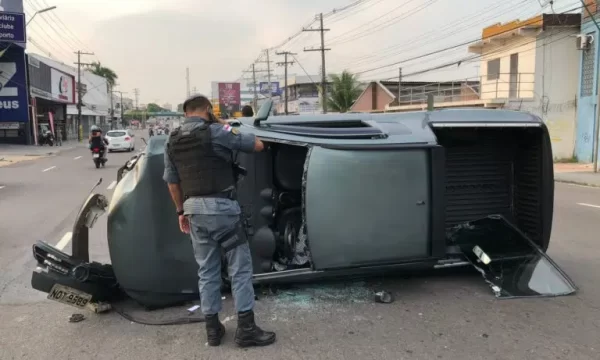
[352,3,584,77]
[335,0,530,70]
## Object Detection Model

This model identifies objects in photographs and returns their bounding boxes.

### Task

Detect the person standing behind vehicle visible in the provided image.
[241,105,254,117]
[163,95,275,348]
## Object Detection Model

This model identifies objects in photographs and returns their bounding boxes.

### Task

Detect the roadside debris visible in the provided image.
[69,314,85,323]
[374,291,394,304]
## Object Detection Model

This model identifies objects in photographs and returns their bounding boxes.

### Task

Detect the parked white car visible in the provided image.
[106,130,135,152]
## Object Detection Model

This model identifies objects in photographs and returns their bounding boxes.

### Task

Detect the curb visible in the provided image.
[555,179,600,188]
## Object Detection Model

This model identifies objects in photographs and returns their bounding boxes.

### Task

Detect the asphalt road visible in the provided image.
[1,136,599,360]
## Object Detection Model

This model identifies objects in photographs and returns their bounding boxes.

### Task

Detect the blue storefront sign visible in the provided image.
[0,12,25,43]
[259,81,281,96]
[0,44,29,122]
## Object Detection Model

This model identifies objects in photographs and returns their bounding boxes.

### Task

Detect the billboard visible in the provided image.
[0,44,29,123]
[0,11,25,43]
[218,82,240,114]
[259,81,281,96]
[0,0,26,49]
[50,67,75,103]
[0,0,24,12]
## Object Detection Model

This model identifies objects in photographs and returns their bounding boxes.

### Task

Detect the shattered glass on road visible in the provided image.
[448,215,577,299]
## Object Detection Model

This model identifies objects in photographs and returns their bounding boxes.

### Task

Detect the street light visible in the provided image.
[26,6,57,26]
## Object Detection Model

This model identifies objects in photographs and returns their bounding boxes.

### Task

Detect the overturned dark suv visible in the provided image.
[31,101,576,311]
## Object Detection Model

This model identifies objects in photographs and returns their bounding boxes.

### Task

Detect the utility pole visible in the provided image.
[398,68,402,105]
[256,51,274,97]
[192,86,197,95]
[112,90,127,128]
[244,64,272,111]
[133,88,141,129]
[276,51,296,115]
[186,67,190,98]
[303,13,330,113]
[74,50,94,141]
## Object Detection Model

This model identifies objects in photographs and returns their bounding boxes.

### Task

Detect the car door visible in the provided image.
[305,146,431,270]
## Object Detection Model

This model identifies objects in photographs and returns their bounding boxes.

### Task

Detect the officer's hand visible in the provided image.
[179,215,190,234]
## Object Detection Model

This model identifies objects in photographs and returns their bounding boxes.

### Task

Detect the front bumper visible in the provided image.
[31,192,120,303]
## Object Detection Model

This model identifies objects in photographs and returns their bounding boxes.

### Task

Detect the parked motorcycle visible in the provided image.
[39,130,55,146]
[91,147,107,169]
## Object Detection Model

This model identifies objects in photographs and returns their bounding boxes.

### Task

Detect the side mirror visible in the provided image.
[254,99,273,126]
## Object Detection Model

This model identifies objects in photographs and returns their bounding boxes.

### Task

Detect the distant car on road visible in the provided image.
[106,130,135,152]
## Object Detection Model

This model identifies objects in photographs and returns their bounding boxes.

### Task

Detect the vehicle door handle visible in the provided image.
[416,200,425,206]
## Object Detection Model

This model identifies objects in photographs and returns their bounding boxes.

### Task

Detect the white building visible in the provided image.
[275,75,329,115]
[31,54,111,134]
[467,13,581,159]
[111,93,134,123]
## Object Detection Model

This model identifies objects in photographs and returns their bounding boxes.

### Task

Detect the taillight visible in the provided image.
[125,137,131,141]
[93,148,100,152]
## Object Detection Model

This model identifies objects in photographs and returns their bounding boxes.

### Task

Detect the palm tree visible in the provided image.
[327,70,362,113]
[89,62,118,89]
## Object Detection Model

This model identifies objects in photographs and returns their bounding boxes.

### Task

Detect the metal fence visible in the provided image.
[395,73,536,106]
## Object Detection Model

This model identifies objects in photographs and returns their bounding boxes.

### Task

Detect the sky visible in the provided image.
[22,0,581,106]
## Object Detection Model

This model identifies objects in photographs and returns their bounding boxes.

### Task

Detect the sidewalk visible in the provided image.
[554,163,600,187]
[0,140,86,167]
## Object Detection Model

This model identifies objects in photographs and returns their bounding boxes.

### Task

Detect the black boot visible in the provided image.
[205,314,226,346]
[234,310,276,347]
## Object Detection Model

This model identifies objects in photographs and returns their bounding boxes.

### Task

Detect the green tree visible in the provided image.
[89,62,118,88]
[327,70,362,113]
[146,103,164,113]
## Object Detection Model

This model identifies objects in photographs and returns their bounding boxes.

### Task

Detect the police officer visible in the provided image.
[163,95,276,348]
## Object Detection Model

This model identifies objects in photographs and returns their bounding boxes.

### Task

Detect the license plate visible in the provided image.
[47,284,92,309]
[113,144,120,147]
[93,153,99,158]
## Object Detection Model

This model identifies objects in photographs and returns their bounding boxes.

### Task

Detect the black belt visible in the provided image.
[185,190,234,200]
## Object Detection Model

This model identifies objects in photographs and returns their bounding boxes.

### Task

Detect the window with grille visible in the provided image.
[581,33,596,97]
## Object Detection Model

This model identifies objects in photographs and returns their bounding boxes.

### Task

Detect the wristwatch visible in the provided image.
[177,210,184,216]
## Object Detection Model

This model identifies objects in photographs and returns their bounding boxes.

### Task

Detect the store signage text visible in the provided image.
[0,12,25,42]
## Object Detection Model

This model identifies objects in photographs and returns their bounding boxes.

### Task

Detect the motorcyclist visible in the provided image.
[89,125,109,160]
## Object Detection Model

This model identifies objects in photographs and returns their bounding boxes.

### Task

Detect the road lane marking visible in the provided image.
[577,203,600,209]
[55,232,73,251]
[107,180,117,190]
[42,166,56,172]
[0,186,4,190]
[74,156,82,160]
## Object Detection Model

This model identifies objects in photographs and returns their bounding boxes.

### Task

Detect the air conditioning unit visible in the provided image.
[577,34,594,50]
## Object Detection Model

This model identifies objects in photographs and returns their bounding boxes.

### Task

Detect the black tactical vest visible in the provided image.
[167,123,235,197]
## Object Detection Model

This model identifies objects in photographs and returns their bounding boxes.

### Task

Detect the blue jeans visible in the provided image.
[188,214,255,315]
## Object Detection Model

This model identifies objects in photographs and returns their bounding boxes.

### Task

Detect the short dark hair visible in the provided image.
[183,95,212,112]
[241,105,254,117]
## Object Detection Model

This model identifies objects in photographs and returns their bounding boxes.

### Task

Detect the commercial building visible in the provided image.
[0,2,29,144]
[576,1,600,163]
[30,54,111,135]
[276,75,330,114]
[28,54,76,142]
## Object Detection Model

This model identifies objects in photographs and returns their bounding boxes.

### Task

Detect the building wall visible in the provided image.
[351,84,375,111]
[480,28,580,160]
[351,83,394,112]
[479,36,537,100]
[576,20,599,162]
[532,27,580,160]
